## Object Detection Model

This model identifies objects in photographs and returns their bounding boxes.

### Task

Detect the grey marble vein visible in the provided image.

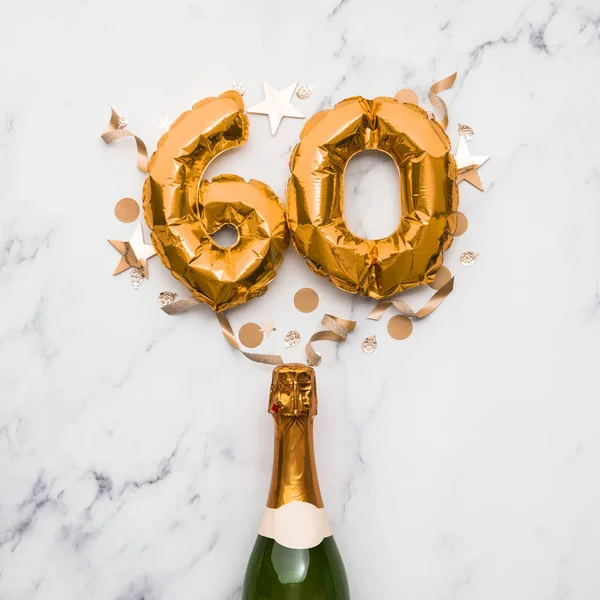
[1,0,599,598]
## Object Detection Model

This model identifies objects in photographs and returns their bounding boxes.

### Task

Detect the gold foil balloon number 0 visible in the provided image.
[143,91,289,312]
[287,96,459,299]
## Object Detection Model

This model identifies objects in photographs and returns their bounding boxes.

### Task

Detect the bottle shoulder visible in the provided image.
[243,535,350,600]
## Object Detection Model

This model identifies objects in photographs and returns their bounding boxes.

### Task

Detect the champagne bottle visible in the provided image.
[243,364,350,600]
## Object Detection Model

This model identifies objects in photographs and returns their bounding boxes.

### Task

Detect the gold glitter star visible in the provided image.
[108,224,156,277]
[247,82,305,135]
[454,136,489,191]
[260,320,277,337]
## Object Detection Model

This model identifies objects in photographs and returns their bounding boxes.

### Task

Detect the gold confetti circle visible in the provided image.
[394,89,419,105]
[460,251,479,266]
[294,288,319,313]
[387,315,413,341]
[115,197,140,223]
[361,335,377,354]
[239,322,264,348]
[454,212,468,237]
[284,330,301,348]
[429,265,452,290]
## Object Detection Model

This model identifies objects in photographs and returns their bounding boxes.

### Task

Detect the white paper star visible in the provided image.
[454,136,490,191]
[259,320,277,337]
[247,82,305,135]
[158,117,171,131]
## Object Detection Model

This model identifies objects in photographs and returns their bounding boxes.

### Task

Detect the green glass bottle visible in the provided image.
[243,364,350,600]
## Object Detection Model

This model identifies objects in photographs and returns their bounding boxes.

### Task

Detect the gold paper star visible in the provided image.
[247,82,305,135]
[108,224,156,277]
[260,320,277,337]
[454,136,489,191]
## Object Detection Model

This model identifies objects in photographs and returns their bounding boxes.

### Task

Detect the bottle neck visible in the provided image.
[267,414,324,509]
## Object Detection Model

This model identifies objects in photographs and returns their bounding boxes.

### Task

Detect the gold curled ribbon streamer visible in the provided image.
[161,297,201,315]
[101,107,148,172]
[367,277,454,321]
[305,314,357,367]
[161,297,283,366]
[216,313,284,366]
[429,72,458,131]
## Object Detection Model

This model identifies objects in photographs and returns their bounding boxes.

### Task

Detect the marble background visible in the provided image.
[1,0,600,598]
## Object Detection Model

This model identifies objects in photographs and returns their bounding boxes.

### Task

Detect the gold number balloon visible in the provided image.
[287,96,459,299]
[143,91,289,312]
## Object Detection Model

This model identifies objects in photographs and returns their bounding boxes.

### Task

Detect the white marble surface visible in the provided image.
[1,0,600,598]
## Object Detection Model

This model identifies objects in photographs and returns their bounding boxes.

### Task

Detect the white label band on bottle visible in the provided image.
[259,501,333,549]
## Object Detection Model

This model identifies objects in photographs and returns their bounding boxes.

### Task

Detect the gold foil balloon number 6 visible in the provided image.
[287,96,459,299]
[143,91,289,312]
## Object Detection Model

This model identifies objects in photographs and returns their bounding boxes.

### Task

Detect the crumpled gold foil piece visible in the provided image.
[287,95,458,300]
[143,91,289,312]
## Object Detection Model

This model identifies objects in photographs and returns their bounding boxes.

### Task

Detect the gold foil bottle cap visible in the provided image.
[269,363,317,418]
